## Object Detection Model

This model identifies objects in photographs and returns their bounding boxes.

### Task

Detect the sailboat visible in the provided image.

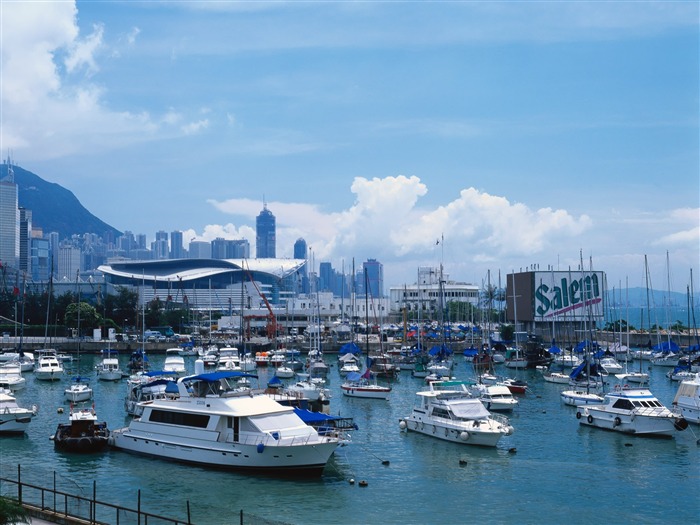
[615,276,649,385]
[341,367,392,399]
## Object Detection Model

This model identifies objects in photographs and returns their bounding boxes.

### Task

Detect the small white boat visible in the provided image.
[274,365,295,379]
[473,384,519,412]
[0,390,37,433]
[537,366,570,384]
[560,389,604,407]
[599,357,624,375]
[34,351,64,381]
[576,385,688,437]
[672,373,700,424]
[341,370,391,400]
[286,375,330,403]
[399,380,514,447]
[0,362,26,390]
[163,348,187,377]
[64,376,93,403]
[96,350,124,381]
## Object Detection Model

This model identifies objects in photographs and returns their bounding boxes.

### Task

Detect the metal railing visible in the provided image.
[1,464,294,525]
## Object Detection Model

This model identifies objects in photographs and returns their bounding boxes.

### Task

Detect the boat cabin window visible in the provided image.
[148,409,210,428]
[612,399,634,410]
[227,416,240,441]
[431,407,451,419]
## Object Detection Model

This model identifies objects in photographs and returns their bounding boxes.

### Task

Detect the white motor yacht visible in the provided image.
[672,373,700,424]
[34,352,64,381]
[473,383,519,412]
[163,348,188,376]
[110,371,340,476]
[576,385,688,437]
[399,380,514,447]
[0,390,37,433]
[96,350,124,381]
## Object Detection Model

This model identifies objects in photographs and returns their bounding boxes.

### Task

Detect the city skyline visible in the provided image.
[1,2,697,293]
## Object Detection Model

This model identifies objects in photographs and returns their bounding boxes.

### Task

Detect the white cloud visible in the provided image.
[64,23,104,75]
[208,176,592,273]
[181,119,209,135]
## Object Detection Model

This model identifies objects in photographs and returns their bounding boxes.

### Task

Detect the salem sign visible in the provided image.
[533,271,605,321]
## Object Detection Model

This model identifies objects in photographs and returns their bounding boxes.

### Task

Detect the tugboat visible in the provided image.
[52,404,110,453]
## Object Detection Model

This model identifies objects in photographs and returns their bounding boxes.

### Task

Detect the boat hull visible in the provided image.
[401,416,509,447]
[341,385,390,399]
[109,427,338,477]
[576,408,685,437]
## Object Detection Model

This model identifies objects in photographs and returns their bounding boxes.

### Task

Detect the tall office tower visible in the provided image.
[229,239,250,259]
[188,241,212,259]
[319,262,334,292]
[0,161,19,269]
[293,237,308,294]
[255,203,276,258]
[47,231,60,275]
[152,238,169,259]
[57,244,82,280]
[170,230,185,259]
[211,238,227,259]
[31,236,50,282]
[156,230,168,242]
[363,258,384,298]
[136,233,147,251]
[18,208,32,273]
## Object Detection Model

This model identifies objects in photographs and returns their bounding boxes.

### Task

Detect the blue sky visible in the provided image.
[1,1,698,293]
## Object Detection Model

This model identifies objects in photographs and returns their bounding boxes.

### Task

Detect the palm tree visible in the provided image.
[0,496,30,525]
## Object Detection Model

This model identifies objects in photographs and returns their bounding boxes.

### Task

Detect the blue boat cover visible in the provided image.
[339,342,361,355]
[652,341,680,353]
[183,371,258,382]
[293,408,346,424]
[345,372,362,382]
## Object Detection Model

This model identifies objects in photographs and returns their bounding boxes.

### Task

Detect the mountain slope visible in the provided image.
[1,163,121,240]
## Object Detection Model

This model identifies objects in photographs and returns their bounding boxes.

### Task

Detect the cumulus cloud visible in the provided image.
[206,176,592,270]
[0,2,207,159]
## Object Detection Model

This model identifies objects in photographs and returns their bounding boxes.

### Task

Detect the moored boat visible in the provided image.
[109,371,341,476]
[576,385,688,437]
[399,380,514,447]
[52,405,110,453]
[0,390,37,434]
[672,373,700,424]
[341,370,391,400]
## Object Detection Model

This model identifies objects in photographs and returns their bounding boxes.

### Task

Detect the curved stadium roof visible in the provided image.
[98,258,305,283]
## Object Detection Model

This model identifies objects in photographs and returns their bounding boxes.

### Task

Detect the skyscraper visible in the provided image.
[170,230,185,259]
[0,161,19,269]
[255,203,276,258]
[293,238,308,294]
[19,208,32,273]
[363,258,384,298]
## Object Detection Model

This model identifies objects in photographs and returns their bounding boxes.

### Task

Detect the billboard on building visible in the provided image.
[532,271,605,322]
[507,271,606,323]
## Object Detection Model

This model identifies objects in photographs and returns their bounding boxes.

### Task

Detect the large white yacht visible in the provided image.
[109,371,340,476]
[672,373,700,424]
[399,380,514,447]
[576,385,689,437]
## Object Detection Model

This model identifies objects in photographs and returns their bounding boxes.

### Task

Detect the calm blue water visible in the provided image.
[1,352,698,525]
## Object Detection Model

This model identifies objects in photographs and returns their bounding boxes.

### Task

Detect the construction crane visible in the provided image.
[242,263,278,340]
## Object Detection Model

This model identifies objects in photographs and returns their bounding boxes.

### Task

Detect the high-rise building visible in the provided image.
[189,241,212,259]
[31,236,50,281]
[293,237,308,294]
[19,208,32,273]
[363,258,384,298]
[170,230,185,259]
[0,161,19,269]
[255,203,276,258]
[57,244,82,280]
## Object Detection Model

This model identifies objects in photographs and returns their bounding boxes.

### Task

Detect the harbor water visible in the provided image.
[1,351,698,525]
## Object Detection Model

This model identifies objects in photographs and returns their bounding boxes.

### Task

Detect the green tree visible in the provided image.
[500,323,515,342]
[64,302,100,333]
[0,496,30,525]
